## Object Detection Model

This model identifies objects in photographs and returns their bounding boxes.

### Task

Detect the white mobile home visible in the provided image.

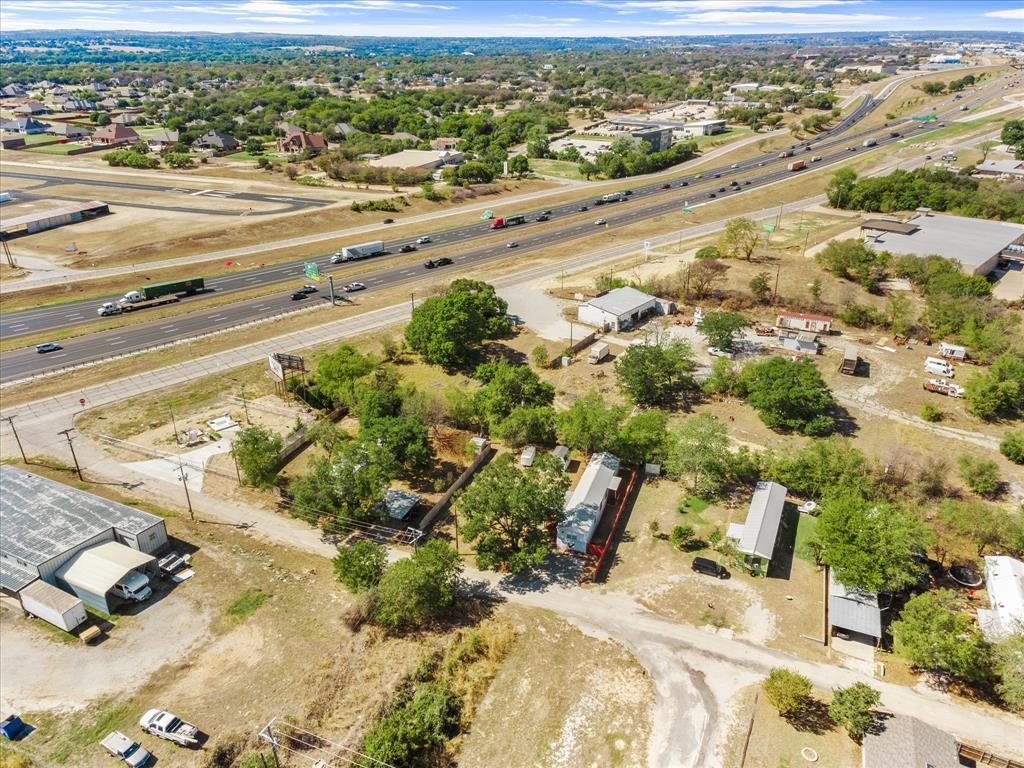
[556,453,621,553]
[726,481,788,576]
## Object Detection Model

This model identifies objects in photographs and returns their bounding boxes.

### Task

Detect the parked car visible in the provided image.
[35,342,62,353]
[399,244,417,253]
[100,732,151,768]
[506,242,518,248]
[594,218,607,225]
[138,710,200,748]
[424,257,453,269]
[381,218,394,224]
[691,557,729,579]
[290,291,308,301]
[344,282,366,292]
[707,347,735,359]
[416,236,431,244]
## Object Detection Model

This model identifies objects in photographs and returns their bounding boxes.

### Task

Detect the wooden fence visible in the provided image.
[418,444,496,533]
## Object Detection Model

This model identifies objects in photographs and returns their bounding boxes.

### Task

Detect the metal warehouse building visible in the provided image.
[0,199,109,237]
[0,466,167,613]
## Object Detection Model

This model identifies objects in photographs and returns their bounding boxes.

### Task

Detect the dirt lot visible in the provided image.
[458,606,653,768]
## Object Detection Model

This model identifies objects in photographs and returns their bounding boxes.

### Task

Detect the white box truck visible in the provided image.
[339,240,385,262]
[113,571,153,603]
[20,579,87,632]
[924,356,954,377]
[588,342,610,364]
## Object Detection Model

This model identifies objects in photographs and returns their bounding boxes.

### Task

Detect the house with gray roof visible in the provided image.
[828,571,882,645]
[193,129,239,152]
[557,453,621,553]
[862,715,959,768]
[1,117,50,134]
[726,481,787,577]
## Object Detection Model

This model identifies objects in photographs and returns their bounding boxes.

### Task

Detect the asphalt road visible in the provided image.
[0,170,333,217]
[0,75,1016,383]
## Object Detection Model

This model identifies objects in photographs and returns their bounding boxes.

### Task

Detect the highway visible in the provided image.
[0,74,1017,383]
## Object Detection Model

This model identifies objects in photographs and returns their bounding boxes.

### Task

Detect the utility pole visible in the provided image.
[410,292,415,312]
[328,274,336,306]
[240,391,250,424]
[4,416,27,463]
[169,409,179,445]
[176,462,194,521]
[772,264,781,305]
[775,201,784,231]
[58,428,83,480]
[232,450,242,486]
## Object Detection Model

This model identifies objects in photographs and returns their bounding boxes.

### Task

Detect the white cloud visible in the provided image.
[234,14,308,22]
[2,0,120,12]
[984,7,1024,19]
[654,9,896,25]
[577,0,865,10]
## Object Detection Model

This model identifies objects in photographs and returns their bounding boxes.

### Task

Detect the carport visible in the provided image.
[55,541,155,613]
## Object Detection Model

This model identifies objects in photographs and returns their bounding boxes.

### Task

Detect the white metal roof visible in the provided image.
[978,555,1024,641]
[735,481,787,560]
[866,213,1024,271]
[557,452,620,552]
[56,542,154,596]
[828,571,882,637]
[584,287,657,318]
[20,578,83,614]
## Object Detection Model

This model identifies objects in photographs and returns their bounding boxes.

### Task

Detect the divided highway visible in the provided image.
[0,74,1017,384]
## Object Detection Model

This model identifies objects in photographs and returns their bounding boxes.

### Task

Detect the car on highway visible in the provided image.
[399,244,417,253]
[623,190,633,196]
[35,342,62,353]
[344,282,366,292]
[299,284,318,294]
[290,291,309,301]
[743,180,752,185]
[718,187,726,192]
[811,156,823,162]
[424,257,453,269]
[416,236,431,244]
[730,164,738,169]
[594,218,607,225]
[506,241,518,248]
[382,218,394,224]
[713,173,721,178]
[729,180,739,187]
[578,205,589,211]
[536,214,549,222]
[661,183,671,189]
[541,210,552,216]
[707,193,716,198]
[847,146,857,151]
[679,181,688,187]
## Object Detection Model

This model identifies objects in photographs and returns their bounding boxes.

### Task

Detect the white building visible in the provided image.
[726,481,787,577]
[556,453,621,553]
[776,311,832,334]
[778,330,821,355]
[0,466,168,614]
[577,286,659,332]
[366,149,463,171]
[978,556,1024,641]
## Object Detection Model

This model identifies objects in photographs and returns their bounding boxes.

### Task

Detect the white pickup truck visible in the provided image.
[138,710,200,747]
[100,731,151,767]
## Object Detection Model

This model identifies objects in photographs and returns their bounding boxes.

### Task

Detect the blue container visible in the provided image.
[1,715,25,740]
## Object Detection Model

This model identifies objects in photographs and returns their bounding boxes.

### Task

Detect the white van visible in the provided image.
[113,571,153,603]
[924,356,954,377]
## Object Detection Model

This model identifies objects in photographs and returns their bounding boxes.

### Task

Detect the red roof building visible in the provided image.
[276,128,327,155]
[92,123,139,145]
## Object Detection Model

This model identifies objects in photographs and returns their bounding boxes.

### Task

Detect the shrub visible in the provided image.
[762,668,812,716]
[1000,430,1024,464]
[333,540,387,592]
[695,245,719,259]
[919,404,943,422]
[957,453,1001,498]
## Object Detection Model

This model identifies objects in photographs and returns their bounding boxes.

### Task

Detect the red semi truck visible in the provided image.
[787,160,806,172]
[490,215,527,229]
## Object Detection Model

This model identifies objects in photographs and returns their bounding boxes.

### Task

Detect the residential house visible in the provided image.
[97,97,119,110]
[91,123,139,146]
[431,137,460,151]
[46,123,89,140]
[726,481,788,577]
[862,715,958,768]
[14,100,48,115]
[193,130,239,152]
[385,131,422,144]
[556,453,621,553]
[776,311,833,334]
[146,128,179,152]
[978,556,1024,641]
[828,571,882,645]
[110,112,140,126]
[333,122,360,138]
[276,127,327,155]
[0,117,50,134]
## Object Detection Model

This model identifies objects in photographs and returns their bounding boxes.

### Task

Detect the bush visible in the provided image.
[362,682,460,764]
[695,245,720,260]
[1000,430,1024,464]
[372,540,462,630]
[762,668,812,716]
[333,540,387,592]
[531,344,550,368]
[957,454,1001,498]
[231,426,283,488]
[919,404,943,422]
[669,525,696,551]
[839,302,883,329]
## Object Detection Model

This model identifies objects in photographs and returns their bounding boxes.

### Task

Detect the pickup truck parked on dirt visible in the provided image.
[139,710,200,748]
[100,731,151,767]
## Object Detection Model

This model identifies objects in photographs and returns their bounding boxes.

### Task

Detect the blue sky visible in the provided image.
[2,0,1022,37]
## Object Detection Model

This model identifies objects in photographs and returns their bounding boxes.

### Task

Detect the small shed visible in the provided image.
[938,341,967,361]
[828,572,881,645]
[20,578,87,632]
[726,481,787,577]
[552,445,570,470]
[839,344,859,375]
[778,330,820,355]
[55,541,155,614]
[381,489,421,521]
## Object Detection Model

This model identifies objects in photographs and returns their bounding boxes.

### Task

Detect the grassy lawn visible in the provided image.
[794,514,819,564]
[530,157,590,181]
[224,588,270,622]
[25,142,84,155]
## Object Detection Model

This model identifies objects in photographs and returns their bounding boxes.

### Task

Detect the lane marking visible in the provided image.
[189,189,214,196]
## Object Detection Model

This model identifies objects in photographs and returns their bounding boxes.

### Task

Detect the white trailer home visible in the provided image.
[19,578,87,632]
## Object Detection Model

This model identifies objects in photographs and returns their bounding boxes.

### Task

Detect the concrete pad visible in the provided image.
[498,283,574,342]
[123,426,238,492]
[992,269,1024,301]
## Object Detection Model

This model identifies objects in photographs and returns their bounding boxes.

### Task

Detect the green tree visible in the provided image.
[698,311,750,352]
[964,352,1024,421]
[885,293,913,335]
[404,279,508,368]
[937,499,1017,558]
[492,406,557,448]
[736,357,836,436]
[615,341,697,408]
[315,344,378,406]
[892,590,992,684]
[825,167,858,208]
[1000,430,1024,464]
[613,409,669,466]
[749,271,772,303]
[244,137,264,154]
[333,540,387,592]
[815,238,886,287]
[289,441,393,523]
[362,682,460,764]
[717,217,759,260]
[372,539,462,630]
[455,453,568,573]
[768,437,870,501]
[665,414,732,498]
[957,453,1001,498]
[687,259,729,298]
[762,668,812,716]
[828,683,880,742]
[473,362,554,432]
[815,494,931,593]
[993,634,1024,713]
[231,426,283,488]
[164,151,193,168]
[555,391,625,455]
[360,415,432,475]
[508,153,530,177]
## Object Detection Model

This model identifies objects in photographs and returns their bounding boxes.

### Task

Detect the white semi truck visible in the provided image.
[338,240,386,262]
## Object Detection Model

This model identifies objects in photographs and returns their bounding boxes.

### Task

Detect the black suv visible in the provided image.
[691,557,729,579]
[424,257,453,269]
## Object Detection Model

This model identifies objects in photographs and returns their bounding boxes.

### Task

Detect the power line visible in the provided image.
[258,718,398,768]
